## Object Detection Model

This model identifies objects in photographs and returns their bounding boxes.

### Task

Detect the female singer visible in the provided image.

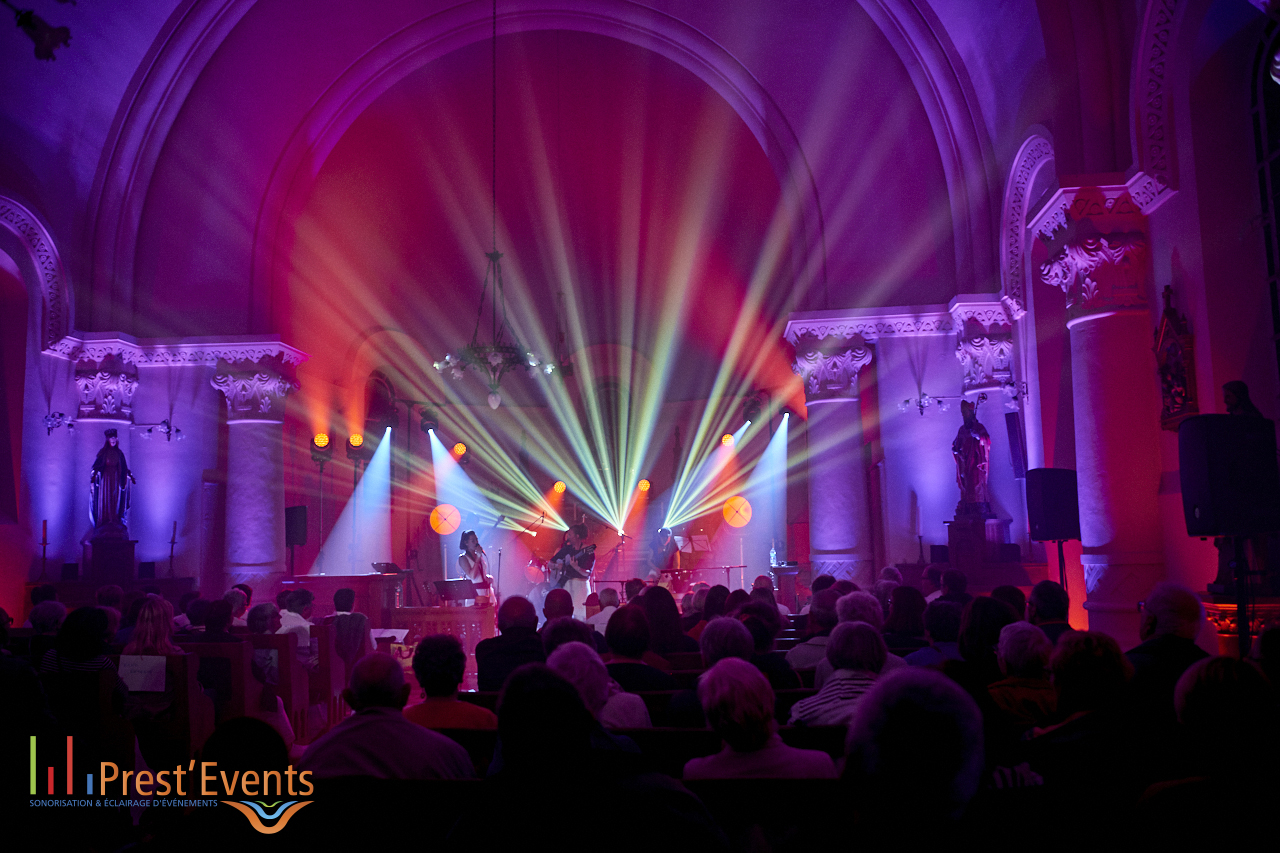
[457,529,495,606]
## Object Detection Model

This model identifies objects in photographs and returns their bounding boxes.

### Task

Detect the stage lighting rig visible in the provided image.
[553,481,567,494]
[743,391,765,424]
[419,407,439,434]
[638,479,651,492]
[346,433,372,461]
[311,432,335,467]
[721,433,735,448]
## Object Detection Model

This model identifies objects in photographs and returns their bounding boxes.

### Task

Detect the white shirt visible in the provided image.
[277,609,316,665]
[586,605,617,629]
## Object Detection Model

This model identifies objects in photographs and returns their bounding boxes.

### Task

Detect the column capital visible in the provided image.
[948,296,1014,398]
[74,354,139,421]
[789,334,873,402]
[1030,182,1153,321]
[211,355,299,422]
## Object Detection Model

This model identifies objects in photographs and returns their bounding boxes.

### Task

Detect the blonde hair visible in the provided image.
[124,596,181,655]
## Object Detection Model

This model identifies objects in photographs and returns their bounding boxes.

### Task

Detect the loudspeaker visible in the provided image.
[285,505,308,546]
[138,560,156,579]
[1026,468,1081,542]
[1005,412,1027,479]
[1178,414,1280,537]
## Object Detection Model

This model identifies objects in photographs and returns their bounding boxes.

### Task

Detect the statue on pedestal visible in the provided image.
[90,428,134,534]
[952,400,992,517]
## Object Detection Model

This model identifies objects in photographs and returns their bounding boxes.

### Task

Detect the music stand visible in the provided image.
[434,579,478,604]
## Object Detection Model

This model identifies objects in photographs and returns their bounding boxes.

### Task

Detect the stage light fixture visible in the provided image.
[721,433,735,448]
[429,504,461,535]
[313,433,330,449]
[453,442,467,457]
[311,432,335,465]
[553,481,567,494]
[349,434,364,448]
[723,495,753,527]
[743,392,763,424]
[419,408,439,434]
[638,479,651,492]
[346,433,373,462]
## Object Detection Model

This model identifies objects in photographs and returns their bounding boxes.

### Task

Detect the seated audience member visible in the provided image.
[638,585,700,654]
[115,595,146,646]
[1126,582,1209,723]
[906,601,964,667]
[603,605,678,691]
[990,584,1027,620]
[752,575,789,616]
[404,634,497,730]
[814,591,906,687]
[843,668,983,835]
[586,587,619,630]
[221,588,249,628]
[39,606,124,692]
[623,577,646,604]
[330,587,374,669]
[734,599,801,690]
[1026,580,1072,644]
[681,587,709,632]
[275,589,291,611]
[190,599,242,643]
[790,621,886,726]
[882,586,929,653]
[922,566,944,603]
[475,596,546,691]
[988,621,1055,730]
[1140,656,1280,845]
[232,582,254,607]
[832,579,858,597]
[689,585,731,641]
[938,569,973,605]
[680,592,695,617]
[541,616,603,656]
[124,597,182,655]
[785,588,839,670]
[548,641,650,728]
[941,596,1019,707]
[880,566,904,584]
[583,591,601,622]
[246,602,293,746]
[668,617,756,727]
[28,600,66,636]
[872,580,898,619]
[724,588,752,613]
[684,658,836,780]
[278,590,318,668]
[541,588,575,626]
[176,598,211,636]
[172,591,200,630]
[1023,631,1140,810]
[95,585,123,611]
[301,653,473,779]
[800,573,836,615]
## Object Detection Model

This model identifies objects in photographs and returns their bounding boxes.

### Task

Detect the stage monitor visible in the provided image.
[371,562,401,574]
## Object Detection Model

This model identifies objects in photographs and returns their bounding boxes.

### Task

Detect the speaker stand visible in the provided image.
[1056,540,1068,594]
[1232,536,1249,659]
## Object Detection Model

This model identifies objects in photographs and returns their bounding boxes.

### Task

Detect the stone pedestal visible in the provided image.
[88,536,135,584]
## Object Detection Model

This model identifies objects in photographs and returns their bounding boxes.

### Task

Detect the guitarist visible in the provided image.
[549,523,595,590]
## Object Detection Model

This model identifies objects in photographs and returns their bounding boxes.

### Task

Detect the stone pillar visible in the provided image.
[1034,186,1164,647]
[789,330,875,587]
[211,358,297,583]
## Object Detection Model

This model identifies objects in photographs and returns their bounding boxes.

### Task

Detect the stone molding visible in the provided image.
[1131,0,1180,208]
[0,196,70,349]
[784,307,953,344]
[74,356,139,420]
[948,297,1013,396]
[50,333,307,367]
[999,134,1055,320]
[1040,231,1150,317]
[791,337,874,402]
[211,356,299,422]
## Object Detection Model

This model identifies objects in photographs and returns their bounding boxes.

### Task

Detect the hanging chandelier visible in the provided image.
[433,0,551,409]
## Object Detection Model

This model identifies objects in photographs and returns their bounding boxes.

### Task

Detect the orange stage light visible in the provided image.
[723,495,752,527]
[553,481,567,494]
[313,433,330,449]
[453,442,467,456]
[430,504,460,535]
[721,434,734,447]
[348,434,364,448]
[638,479,651,492]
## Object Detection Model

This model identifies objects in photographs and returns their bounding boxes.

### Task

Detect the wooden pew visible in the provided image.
[435,728,499,777]
[39,667,136,772]
[684,778,845,848]
[309,622,345,731]
[662,651,703,670]
[175,639,261,724]
[248,632,309,739]
[457,691,500,712]
[110,653,215,764]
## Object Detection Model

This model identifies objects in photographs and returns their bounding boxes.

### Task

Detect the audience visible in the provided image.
[987,621,1055,730]
[872,579,898,619]
[799,573,836,614]
[301,653,473,779]
[684,658,836,779]
[603,605,678,691]
[542,588,574,624]
[278,589,317,667]
[638,585,700,654]
[938,569,973,605]
[786,588,839,670]
[586,586,619,630]
[941,596,1019,709]
[190,599,241,643]
[28,600,66,636]
[751,575,789,616]
[330,587,374,669]
[540,616,602,656]
[246,601,293,746]
[124,597,182,655]
[734,599,801,689]
[1026,580,1072,644]
[475,596,545,691]
[221,588,249,628]
[688,585,731,640]
[172,591,200,630]
[989,585,1026,620]
[789,621,886,726]
[922,566,944,602]
[815,590,905,687]
[723,588,751,613]
[882,585,928,653]
[905,601,963,667]
[404,634,497,730]
[623,577,646,604]
[1125,582,1209,723]
[547,641,650,728]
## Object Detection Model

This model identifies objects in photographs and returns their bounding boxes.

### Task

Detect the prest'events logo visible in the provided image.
[29,735,314,835]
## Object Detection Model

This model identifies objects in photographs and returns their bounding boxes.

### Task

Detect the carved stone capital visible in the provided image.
[74,355,139,420]
[948,297,1014,396]
[1040,230,1149,318]
[790,334,874,402]
[211,356,299,422]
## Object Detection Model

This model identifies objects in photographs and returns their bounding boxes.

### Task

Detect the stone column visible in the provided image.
[211,358,297,582]
[789,329,875,587]
[1034,186,1164,647]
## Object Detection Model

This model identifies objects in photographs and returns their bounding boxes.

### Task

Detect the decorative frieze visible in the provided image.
[74,356,138,420]
[0,196,70,349]
[50,333,307,367]
[784,307,952,345]
[211,356,299,421]
[791,335,874,401]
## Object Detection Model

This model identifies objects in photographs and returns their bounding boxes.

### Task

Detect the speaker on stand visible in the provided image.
[1026,468,1081,592]
[1178,414,1280,658]
[285,505,308,577]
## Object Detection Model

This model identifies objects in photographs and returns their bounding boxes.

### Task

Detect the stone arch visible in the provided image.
[0,195,70,350]
[1000,133,1056,319]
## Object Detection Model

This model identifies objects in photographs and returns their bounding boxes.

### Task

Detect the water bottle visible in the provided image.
[769,541,777,568]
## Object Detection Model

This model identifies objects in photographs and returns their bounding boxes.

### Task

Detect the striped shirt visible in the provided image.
[788,668,878,726]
